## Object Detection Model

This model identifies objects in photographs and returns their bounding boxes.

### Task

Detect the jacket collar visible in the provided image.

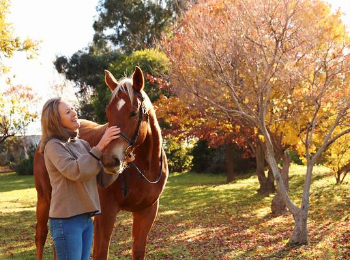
[54,128,79,142]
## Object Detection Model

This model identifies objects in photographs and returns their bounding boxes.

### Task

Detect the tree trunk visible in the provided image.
[225,143,235,183]
[262,127,309,246]
[287,163,313,245]
[271,151,291,216]
[22,136,29,159]
[256,141,275,195]
[288,208,308,245]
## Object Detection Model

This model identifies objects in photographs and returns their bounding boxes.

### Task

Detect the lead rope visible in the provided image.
[130,148,164,184]
[118,91,163,196]
[121,166,130,197]
[120,148,164,197]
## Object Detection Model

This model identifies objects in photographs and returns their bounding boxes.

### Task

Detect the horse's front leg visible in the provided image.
[132,200,159,260]
[93,187,119,260]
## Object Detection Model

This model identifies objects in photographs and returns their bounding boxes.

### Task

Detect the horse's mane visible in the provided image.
[79,119,107,134]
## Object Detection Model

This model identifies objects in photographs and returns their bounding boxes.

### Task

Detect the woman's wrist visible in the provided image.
[90,146,103,160]
[96,144,103,152]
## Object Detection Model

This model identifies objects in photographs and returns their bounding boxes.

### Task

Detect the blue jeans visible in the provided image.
[49,213,93,260]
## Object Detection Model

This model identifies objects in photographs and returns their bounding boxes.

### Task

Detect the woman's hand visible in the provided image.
[96,126,121,151]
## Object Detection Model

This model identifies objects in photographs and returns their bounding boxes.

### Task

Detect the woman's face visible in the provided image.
[58,101,80,131]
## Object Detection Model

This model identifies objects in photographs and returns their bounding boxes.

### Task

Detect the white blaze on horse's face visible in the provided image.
[116,99,126,111]
[102,137,129,174]
[109,96,132,173]
[111,143,129,172]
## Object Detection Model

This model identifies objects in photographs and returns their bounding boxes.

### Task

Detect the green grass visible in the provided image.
[0,172,53,260]
[0,165,349,259]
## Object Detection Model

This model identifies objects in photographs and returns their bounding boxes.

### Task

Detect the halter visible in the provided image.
[118,91,147,159]
[116,90,163,197]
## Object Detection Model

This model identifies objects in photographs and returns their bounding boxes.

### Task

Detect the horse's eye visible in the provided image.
[130,111,138,117]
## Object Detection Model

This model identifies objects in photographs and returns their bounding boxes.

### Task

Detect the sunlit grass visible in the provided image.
[0,173,48,260]
[0,166,349,259]
[1,189,36,213]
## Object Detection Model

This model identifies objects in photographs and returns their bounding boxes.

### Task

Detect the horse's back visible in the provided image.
[79,119,107,147]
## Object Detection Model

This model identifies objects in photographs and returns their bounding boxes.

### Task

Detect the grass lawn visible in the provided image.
[0,165,349,259]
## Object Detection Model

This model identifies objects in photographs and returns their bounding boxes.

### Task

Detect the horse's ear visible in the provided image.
[104,70,119,91]
[132,66,144,93]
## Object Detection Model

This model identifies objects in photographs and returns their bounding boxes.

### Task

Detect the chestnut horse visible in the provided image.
[33,66,169,260]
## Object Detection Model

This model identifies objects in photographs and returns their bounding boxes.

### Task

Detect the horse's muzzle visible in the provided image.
[101,154,122,174]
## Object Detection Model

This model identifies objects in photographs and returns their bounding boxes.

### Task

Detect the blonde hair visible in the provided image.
[39,97,73,154]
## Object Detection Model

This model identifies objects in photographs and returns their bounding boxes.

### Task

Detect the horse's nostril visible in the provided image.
[114,159,120,167]
[102,154,120,168]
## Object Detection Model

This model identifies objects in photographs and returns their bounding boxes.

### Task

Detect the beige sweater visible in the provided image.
[44,138,118,218]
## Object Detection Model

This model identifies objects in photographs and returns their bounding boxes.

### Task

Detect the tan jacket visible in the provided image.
[44,138,118,218]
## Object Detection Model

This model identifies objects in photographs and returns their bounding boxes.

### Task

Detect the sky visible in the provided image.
[1,0,350,134]
[2,0,100,133]
[3,0,100,98]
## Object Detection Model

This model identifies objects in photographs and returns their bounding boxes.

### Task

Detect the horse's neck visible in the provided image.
[79,119,107,147]
[144,112,162,166]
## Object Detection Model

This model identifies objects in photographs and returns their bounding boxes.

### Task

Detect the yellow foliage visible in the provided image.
[258,134,265,143]
[0,0,40,72]
[324,129,350,175]
[163,0,350,166]
[0,86,40,136]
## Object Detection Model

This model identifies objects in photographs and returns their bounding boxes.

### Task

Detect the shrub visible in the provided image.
[164,137,193,173]
[191,140,256,174]
[191,139,226,173]
[93,48,170,123]
[191,139,215,173]
[10,143,37,175]
[289,150,303,165]
[0,137,23,165]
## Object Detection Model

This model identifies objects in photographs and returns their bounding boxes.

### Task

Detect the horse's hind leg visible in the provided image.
[34,150,56,260]
[131,200,159,260]
[35,192,56,260]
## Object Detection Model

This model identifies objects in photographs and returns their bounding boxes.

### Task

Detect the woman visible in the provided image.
[40,97,119,260]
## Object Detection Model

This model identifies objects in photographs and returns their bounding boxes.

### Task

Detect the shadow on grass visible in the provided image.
[0,210,54,260]
[0,172,35,193]
[161,180,259,219]
[106,172,291,259]
[1,171,348,259]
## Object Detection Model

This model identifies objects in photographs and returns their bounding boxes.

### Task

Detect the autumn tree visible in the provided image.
[324,133,350,184]
[1,0,39,143]
[0,0,38,73]
[153,72,275,190]
[0,86,40,144]
[155,94,258,183]
[162,0,350,245]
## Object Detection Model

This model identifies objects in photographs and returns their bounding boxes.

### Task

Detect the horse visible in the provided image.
[33,66,169,260]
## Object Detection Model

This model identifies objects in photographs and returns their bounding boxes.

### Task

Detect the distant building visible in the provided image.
[25,135,41,146]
